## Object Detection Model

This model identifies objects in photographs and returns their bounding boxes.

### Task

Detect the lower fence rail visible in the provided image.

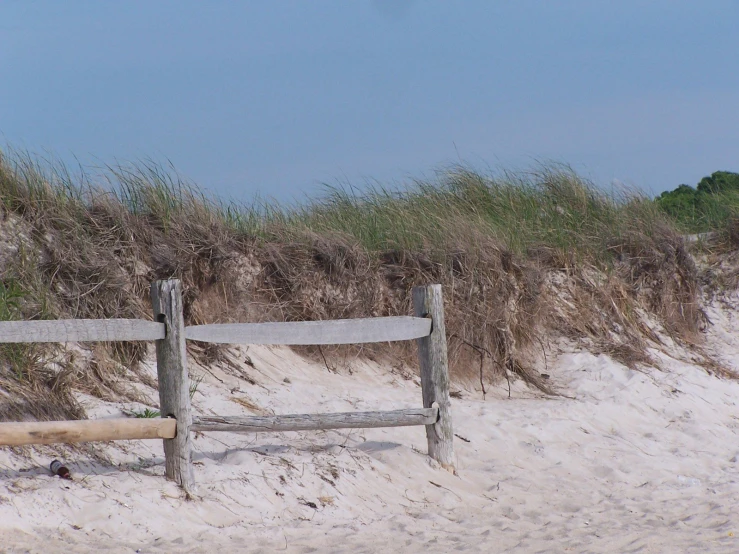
[0,407,438,447]
[191,407,439,433]
[0,418,177,447]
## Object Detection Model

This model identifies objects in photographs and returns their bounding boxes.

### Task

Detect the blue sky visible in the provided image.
[1,1,737,203]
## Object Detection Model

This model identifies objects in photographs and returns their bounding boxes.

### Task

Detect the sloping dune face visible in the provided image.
[3,294,739,553]
[1,154,738,551]
[0,156,711,423]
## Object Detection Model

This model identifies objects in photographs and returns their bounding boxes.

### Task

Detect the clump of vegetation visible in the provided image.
[133,408,161,419]
[656,171,739,233]
[0,148,716,420]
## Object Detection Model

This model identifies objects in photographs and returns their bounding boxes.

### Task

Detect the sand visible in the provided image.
[2,298,739,553]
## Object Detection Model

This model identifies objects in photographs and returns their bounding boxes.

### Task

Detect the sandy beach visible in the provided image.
[2,294,739,553]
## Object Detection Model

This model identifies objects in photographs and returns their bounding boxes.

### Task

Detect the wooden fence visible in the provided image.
[0,280,455,493]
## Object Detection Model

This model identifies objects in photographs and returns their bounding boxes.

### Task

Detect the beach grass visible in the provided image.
[0,148,718,419]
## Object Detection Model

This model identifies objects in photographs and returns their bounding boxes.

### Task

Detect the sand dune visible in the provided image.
[3,298,739,553]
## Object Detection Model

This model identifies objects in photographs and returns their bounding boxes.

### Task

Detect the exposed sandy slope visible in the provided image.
[3,298,739,553]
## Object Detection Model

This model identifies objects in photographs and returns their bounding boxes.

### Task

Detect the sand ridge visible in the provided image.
[2,300,739,552]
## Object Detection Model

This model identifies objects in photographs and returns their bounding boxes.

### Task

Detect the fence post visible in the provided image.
[151,279,195,494]
[412,284,456,473]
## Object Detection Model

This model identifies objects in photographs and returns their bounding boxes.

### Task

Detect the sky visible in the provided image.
[1,0,738,203]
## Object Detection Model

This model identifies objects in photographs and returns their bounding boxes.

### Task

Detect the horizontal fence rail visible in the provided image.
[0,408,438,447]
[191,407,439,433]
[185,316,432,345]
[0,281,456,491]
[0,418,177,447]
[0,319,165,343]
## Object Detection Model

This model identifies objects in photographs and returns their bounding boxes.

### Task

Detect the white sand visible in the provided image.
[3,299,739,553]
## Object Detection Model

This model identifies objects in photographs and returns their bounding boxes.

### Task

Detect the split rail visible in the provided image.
[0,280,455,492]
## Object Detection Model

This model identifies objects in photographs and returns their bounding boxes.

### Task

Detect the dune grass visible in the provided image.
[275,166,668,261]
[0,148,718,420]
[0,147,673,263]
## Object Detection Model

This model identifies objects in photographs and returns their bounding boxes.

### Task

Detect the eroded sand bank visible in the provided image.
[3,299,739,553]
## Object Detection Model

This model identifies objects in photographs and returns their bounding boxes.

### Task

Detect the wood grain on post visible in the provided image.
[412,284,456,473]
[191,407,438,433]
[0,418,176,447]
[151,279,195,493]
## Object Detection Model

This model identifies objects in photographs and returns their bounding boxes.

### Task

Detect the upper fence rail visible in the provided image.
[184,316,432,345]
[0,316,432,346]
[0,319,165,343]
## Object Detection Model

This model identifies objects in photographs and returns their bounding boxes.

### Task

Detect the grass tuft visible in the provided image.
[133,408,161,419]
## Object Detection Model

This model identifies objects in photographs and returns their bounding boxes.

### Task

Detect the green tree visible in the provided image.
[655,184,699,220]
[656,171,739,232]
[696,171,739,194]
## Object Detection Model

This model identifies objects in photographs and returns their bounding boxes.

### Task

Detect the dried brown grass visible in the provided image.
[0,152,716,420]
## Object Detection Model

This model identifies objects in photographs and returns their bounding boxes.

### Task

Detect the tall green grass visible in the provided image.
[0,147,709,269]
[247,165,670,267]
[0,149,682,263]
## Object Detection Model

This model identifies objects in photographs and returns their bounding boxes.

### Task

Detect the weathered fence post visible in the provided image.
[151,279,195,494]
[412,284,456,473]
